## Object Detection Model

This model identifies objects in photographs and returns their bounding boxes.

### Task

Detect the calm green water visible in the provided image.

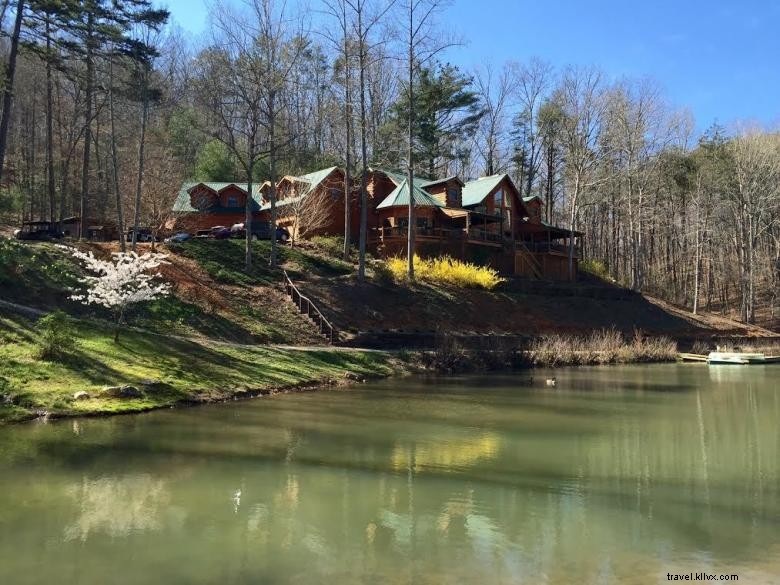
[0,364,778,584]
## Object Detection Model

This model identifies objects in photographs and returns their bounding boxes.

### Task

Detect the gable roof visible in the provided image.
[461,174,510,207]
[259,166,340,211]
[523,195,543,204]
[376,178,445,209]
[295,166,338,194]
[422,175,464,188]
[172,182,263,213]
[372,168,431,192]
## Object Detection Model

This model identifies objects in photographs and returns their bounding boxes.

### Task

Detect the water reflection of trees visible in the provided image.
[64,474,178,541]
[1,367,778,584]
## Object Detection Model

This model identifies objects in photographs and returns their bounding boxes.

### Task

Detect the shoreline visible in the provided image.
[1,348,684,427]
[4,369,399,426]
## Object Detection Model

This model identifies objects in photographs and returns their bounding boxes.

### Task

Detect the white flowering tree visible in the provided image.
[60,247,171,342]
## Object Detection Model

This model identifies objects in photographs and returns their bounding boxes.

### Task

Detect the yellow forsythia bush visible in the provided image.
[386,255,505,290]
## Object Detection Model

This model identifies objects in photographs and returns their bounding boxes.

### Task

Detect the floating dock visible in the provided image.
[679,352,780,364]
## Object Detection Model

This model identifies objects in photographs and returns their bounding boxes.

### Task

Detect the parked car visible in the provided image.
[164,232,192,244]
[14,221,64,241]
[275,225,290,243]
[194,229,212,239]
[126,228,155,242]
[230,221,274,240]
[211,226,232,239]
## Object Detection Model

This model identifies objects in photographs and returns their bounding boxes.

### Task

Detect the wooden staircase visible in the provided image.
[515,241,543,279]
[282,270,336,344]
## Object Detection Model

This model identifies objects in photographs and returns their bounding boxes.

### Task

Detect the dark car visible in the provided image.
[14,221,64,241]
[211,226,232,239]
[230,221,274,241]
[127,228,155,243]
[275,225,290,243]
[195,229,212,239]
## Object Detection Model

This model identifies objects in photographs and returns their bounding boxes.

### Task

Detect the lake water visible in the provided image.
[0,364,778,584]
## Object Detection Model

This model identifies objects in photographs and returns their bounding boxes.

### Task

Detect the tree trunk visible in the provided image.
[269,90,278,268]
[567,176,579,281]
[0,0,24,180]
[357,8,368,282]
[131,68,149,252]
[342,35,352,261]
[0,0,25,184]
[45,18,57,223]
[108,56,126,252]
[406,2,415,279]
[79,11,95,240]
[245,156,254,270]
[114,307,124,343]
[693,220,701,315]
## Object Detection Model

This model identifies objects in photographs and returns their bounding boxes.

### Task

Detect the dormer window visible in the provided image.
[227,196,239,207]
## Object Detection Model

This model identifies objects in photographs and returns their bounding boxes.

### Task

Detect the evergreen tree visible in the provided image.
[389,62,484,179]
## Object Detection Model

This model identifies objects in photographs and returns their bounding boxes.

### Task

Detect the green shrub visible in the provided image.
[580,258,611,280]
[34,310,74,360]
[0,376,14,403]
[370,260,394,285]
[386,255,505,290]
[310,235,348,258]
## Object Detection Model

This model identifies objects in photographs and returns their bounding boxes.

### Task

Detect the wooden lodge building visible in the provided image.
[170,167,582,280]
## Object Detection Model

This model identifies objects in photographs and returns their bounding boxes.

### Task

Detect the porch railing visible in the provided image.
[371,226,503,244]
[282,270,335,344]
[517,241,580,257]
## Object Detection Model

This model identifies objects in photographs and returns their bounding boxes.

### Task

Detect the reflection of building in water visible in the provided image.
[390,433,501,472]
[64,474,178,541]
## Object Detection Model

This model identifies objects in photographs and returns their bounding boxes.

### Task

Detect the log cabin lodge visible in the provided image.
[169,166,582,281]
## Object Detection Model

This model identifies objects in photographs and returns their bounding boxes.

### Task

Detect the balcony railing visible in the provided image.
[466,227,503,243]
[371,227,578,256]
[372,226,503,244]
[518,241,580,257]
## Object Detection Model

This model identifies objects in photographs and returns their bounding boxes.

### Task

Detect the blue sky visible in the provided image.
[163,0,780,131]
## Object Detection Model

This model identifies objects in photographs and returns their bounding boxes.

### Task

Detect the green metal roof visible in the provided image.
[296,166,339,194]
[172,182,264,213]
[376,179,444,209]
[373,168,431,192]
[461,174,508,207]
[260,166,339,211]
[421,175,464,187]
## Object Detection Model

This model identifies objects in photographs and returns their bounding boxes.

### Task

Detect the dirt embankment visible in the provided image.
[295,275,778,343]
[12,239,775,346]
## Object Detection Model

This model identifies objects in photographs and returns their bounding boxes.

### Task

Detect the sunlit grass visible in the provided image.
[0,311,400,423]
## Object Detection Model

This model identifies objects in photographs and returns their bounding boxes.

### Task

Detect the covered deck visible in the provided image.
[514,221,583,281]
[371,206,507,252]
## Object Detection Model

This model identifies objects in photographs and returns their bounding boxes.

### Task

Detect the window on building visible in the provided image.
[493,189,503,209]
[227,196,239,207]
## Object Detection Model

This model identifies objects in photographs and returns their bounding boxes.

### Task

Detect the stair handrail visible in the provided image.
[282,270,335,343]
[515,240,543,279]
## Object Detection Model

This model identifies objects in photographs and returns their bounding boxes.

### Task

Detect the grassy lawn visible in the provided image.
[0,237,350,345]
[0,310,403,424]
[169,238,354,285]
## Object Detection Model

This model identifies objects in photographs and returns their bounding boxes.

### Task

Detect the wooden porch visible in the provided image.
[370,225,504,248]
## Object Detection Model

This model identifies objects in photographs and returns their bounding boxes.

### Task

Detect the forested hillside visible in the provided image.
[0,0,777,329]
